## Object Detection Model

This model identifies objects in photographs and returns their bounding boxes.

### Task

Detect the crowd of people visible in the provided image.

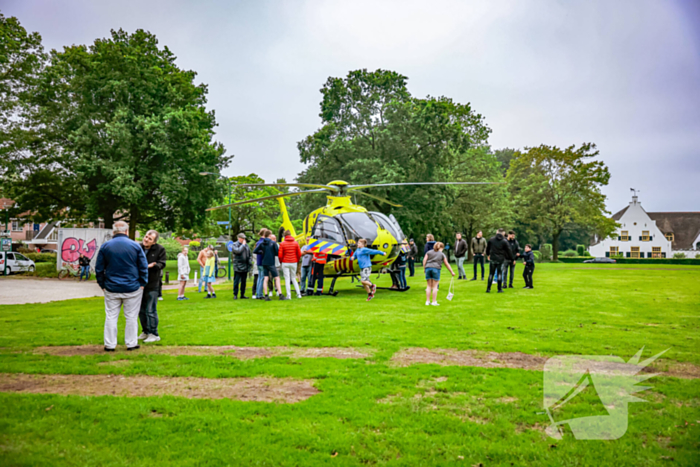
[94,222,536,350]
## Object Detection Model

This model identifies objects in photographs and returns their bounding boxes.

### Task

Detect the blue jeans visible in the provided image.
[300,265,312,292]
[398,266,407,289]
[198,266,205,292]
[256,265,268,297]
[79,265,90,281]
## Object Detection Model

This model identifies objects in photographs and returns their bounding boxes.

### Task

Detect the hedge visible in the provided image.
[557,257,700,265]
[24,252,57,263]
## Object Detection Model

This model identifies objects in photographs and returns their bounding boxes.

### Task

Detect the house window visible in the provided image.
[11,220,22,231]
[620,231,630,241]
[665,233,674,242]
[651,247,662,258]
[641,231,650,241]
[631,246,640,259]
[610,246,619,256]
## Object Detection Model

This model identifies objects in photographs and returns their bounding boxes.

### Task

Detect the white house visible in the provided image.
[589,194,700,259]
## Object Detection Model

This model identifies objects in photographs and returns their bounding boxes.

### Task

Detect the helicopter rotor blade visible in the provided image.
[347,181,504,191]
[230,183,339,191]
[205,188,328,211]
[352,190,403,207]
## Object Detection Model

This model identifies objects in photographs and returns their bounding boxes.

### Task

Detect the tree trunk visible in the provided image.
[129,207,138,240]
[101,210,113,231]
[552,230,561,261]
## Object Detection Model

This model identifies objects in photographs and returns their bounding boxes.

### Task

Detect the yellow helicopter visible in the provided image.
[207,180,497,294]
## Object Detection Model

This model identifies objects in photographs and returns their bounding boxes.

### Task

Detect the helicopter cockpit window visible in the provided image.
[371,212,400,241]
[389,214,406,241]
[312,215,345,244]
[337,212,379,245]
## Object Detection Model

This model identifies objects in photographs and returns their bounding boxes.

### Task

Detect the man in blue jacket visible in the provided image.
[95,221,148,351]
[355,238,386,301]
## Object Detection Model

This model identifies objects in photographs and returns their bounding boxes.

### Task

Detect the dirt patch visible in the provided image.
[391,348,546,371]
[33,345,371,360]
[390,348,699,379]
[0,373,318,403]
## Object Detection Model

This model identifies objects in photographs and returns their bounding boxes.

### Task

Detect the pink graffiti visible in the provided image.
[61,238,97,263]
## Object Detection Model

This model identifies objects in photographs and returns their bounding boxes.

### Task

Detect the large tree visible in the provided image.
[5,29,229,237]
[297,68,492,242]
[0,14,45,217]
[506,143,617,260]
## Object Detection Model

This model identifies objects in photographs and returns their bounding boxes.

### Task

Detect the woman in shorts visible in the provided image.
[422,241,455,306]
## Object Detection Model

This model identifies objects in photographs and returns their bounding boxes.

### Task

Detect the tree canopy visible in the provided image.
[3,27,229,238]
[506,143,617,259]
[296,68,495,243]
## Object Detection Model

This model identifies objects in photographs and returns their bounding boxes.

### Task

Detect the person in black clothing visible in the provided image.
[424,234,436,254]
[485,228,514,293]
[521,244,535,289]
[231,232,252,299]
[502,230,520,288]
[139,230,167,342]
[78,252,91,281]
[407,239,418,277]
[253,230,286,301]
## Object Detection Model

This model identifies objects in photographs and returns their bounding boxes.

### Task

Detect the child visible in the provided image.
[522,244,535,289]
[203,250,217,298]
[177,247,190,300]
[355,239,387,301]
[396,242,408,289]
[422,242,455,306]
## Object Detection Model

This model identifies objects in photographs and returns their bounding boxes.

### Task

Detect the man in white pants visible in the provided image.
[278,229,302,299]
[95,221,149,351]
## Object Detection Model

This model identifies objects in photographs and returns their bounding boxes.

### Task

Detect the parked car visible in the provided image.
[0,252,36,274]
[41,249,58,255]
[583,257,616,264]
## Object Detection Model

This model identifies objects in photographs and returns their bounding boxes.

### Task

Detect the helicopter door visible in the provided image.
[311,215,346,244]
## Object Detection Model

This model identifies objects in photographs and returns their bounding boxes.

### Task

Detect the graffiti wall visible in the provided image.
[57,228,113,271]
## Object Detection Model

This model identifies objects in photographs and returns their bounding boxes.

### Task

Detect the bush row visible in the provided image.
[557,257,700,265]
[23,252,57,263]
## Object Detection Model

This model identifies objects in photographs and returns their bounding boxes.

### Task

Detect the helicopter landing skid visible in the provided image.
[356,286,411,292]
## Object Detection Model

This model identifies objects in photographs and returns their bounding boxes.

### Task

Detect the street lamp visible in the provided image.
[200,172,232,281]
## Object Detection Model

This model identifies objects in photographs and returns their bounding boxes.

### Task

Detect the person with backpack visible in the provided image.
[278,230,302,299]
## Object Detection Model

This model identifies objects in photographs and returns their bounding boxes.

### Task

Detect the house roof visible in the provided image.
[647,212,700,250]
[612,206,629,221]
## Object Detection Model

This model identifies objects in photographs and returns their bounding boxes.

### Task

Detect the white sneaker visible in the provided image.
[297,294,303,299]
[144,334,161,343]
[252,295,257,300]
[431,302,439,306]
[425,300,430,306]
[158,297,163,301]
[138,332,148,340]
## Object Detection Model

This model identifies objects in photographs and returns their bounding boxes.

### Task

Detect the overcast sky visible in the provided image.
[4,0,699,212]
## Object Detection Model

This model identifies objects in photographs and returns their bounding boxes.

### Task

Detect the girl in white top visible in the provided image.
[177,247,191,300]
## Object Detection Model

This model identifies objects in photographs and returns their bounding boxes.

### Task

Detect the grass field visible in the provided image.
[1,263,699,466]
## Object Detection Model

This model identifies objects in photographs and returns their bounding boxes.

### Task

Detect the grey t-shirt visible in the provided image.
[424,250,445,269]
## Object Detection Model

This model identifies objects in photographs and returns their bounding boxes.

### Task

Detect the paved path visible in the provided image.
[0,277,225,305]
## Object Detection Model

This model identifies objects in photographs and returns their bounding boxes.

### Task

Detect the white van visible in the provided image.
[0,252,36,274]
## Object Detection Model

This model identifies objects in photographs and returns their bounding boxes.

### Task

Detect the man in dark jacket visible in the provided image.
[231,232,251,300]
[253,230,286,301]
[424,234,436,254]
[95,221,148,351]
[502,230,520,288]
[454,233,468,279]
[521,244,535,289]
[407,239,418,277]
[485,228,514,293]
[139,230,167,343]
[470,231,487,281]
